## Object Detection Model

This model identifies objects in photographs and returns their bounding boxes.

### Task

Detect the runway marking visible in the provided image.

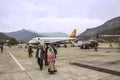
[7,49,26,71]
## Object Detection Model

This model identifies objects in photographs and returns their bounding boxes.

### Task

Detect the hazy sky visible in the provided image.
[0,0,120,34]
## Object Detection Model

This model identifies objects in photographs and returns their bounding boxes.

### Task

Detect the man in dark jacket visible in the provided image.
[36,45,44,70]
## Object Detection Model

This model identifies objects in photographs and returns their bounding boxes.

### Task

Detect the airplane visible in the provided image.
[28,29,77,46]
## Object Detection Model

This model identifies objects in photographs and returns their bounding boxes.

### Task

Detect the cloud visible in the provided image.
[0,0,120,34]
[26,17,103,34]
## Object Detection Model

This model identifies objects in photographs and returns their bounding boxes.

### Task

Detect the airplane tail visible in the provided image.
[69,29,77,38]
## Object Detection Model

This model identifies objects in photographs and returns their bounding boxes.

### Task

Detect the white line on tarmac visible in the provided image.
[7,49,26,71]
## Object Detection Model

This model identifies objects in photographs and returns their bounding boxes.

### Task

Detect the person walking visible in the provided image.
[50,44,57,62]
[44,44,49,66]
[47,45,57,73]
[0,43,3,53]
[94,41,98,51]
[36,45,44,70]
[28,44,33,57]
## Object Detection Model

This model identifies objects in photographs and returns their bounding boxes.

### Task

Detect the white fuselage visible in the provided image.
[29,37,76,45]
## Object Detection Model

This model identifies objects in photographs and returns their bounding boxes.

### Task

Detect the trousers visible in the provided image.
[38,58,43,70]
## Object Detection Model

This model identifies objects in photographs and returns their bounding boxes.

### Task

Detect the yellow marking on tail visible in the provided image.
[69,29,76,38]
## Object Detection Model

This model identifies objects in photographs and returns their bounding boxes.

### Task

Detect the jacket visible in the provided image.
[36,48,44,60]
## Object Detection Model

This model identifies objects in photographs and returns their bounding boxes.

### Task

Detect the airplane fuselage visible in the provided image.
[29,29,77,45]
[29,37,76,45]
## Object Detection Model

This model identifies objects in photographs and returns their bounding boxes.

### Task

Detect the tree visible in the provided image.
[9,38,19,45]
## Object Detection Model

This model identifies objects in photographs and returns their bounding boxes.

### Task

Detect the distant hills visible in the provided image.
[5,29,42,42]
[78,16,120,38]
[5,29,68,42]
[0,33,11,40]
[39,32,68,37]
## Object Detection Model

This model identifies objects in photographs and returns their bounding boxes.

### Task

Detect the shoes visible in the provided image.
[48,68,50,72]
[48,68,57,73]
[40,69,42,70]
[40,67,43,70]
[54,69,57,72]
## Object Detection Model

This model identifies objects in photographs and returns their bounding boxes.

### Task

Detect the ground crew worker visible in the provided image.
[94,42,98,51]
[0,43,3,53]
[28,44,33,57]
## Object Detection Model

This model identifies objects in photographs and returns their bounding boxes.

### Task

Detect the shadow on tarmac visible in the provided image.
[70,63,120,76]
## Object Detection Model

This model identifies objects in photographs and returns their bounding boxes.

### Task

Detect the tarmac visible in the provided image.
[0,45,120,80]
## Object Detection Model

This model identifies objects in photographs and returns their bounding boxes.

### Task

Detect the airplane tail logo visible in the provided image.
[69,29,76,38]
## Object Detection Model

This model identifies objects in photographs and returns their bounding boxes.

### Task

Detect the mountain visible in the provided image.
[39,32,68,37]
[6,29,68,42]
[0,33,11,40]
[78,16,120,38]
[98,26,120,35]
[6,29,43,42]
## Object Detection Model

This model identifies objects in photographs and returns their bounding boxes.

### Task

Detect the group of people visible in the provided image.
[28,43,57,73]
